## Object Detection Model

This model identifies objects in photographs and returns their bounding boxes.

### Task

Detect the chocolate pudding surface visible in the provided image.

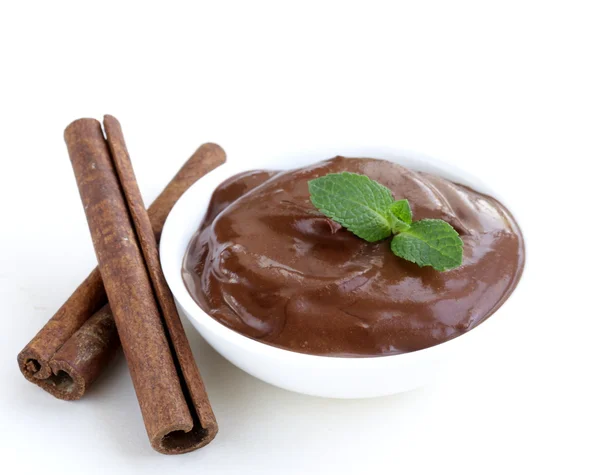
[183,157,525,356]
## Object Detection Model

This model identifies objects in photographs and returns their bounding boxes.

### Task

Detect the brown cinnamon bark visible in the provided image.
[17,141,226,400]
[64,117,217,454]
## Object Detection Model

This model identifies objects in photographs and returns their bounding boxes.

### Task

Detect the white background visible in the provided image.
[1,1,599,474]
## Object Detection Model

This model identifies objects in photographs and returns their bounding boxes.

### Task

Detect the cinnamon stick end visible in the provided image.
[195,142,226,159]
[17,349,46,381]
[64,118,102,142]
[152,420,218,455]
[17,350,85,401]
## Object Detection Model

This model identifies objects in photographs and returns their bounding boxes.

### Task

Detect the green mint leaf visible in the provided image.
[308,172,394,242]
[388,212,411,234]
[308,172,464,272]
[389,199,412,224]
[390,219,463,271]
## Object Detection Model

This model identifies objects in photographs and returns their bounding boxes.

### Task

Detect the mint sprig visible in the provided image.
[307,172,394,242]
[308,172,463,271]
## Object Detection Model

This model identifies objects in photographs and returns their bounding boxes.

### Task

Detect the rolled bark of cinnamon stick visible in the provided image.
[17,141,225,400]
[64,116,217,454]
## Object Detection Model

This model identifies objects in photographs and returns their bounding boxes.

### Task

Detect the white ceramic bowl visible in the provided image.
[160,149,523,398]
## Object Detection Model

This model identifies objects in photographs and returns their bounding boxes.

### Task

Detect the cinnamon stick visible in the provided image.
[18,142,226,400]
[64,116,217,454]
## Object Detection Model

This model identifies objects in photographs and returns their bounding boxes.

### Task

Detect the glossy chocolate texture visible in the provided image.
[183,157,525,356]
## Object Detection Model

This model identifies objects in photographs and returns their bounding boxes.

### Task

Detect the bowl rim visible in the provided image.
[160,147,526,368]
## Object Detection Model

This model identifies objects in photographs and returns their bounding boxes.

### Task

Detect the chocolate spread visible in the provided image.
[183,157,525,356]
